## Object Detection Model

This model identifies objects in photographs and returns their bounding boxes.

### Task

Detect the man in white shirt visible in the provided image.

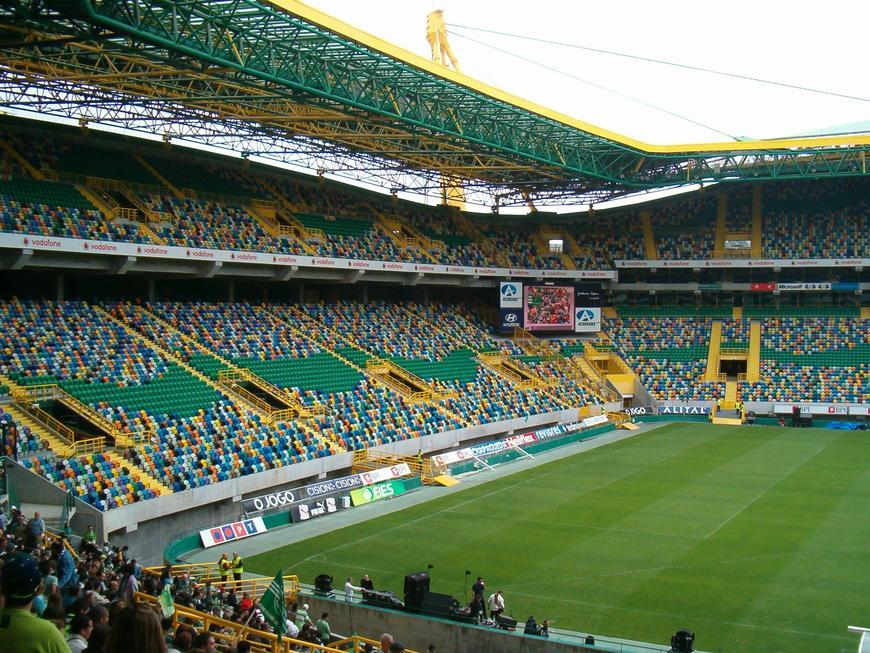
[344,576,362,603]
[487,590,505,620]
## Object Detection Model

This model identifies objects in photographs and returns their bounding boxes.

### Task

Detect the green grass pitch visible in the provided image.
[247,423,870,653]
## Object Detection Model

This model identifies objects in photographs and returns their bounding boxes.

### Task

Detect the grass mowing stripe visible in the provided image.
[246,425,870,653]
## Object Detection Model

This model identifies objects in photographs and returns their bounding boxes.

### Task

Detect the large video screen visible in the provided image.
[523,285,575,332]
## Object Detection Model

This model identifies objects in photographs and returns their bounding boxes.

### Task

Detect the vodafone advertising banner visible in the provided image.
[0,233,615,279]
[616,258,868,269]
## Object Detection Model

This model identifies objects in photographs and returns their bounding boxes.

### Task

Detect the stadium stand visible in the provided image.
[762,178,869,259]
[651,196,717,259]
[605,316,724,401]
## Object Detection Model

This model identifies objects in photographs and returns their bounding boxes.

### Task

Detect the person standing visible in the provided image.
[66,614,94,653]
[0,554,69,653]
[471,576,486,619]
[487,590,505,621]
[315,612,331,645]
[218,553,231,586]
[295,602,311,630]
[27,511,45,547]
[231,552,244,585]
[344,576,362,603]
[360,574,374,592]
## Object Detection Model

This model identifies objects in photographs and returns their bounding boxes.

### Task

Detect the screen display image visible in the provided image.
[523,285,575,332]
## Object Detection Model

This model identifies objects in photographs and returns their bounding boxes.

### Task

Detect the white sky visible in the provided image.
[306,0,870,145]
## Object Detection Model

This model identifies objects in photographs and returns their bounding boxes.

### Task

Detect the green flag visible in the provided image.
[158,584,175,618]
[259,572,287,641]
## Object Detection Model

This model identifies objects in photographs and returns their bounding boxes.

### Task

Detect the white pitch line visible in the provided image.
[286,434,699,569]
[703,443,828,540]
[511,589,854,642]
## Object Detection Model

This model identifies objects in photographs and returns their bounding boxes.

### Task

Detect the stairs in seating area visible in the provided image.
[4,369,110,455]
[705,321,723,381]
[640,211,658,260]
[132,154,184,199]
[0,139,44,179]
[246,201,314,254]
[4,402,78,458]
[364,357,454,403]
[746,320,762,382]
[725,380,738,403]
[352,448,439,484]
[76,184,119,217]
[126,305,324,425]
[751,186,763,258]
[100,449,172,496]
[713,195,727,259]
[477,352,549,389]
[512,326,616,402]
[582,341,636,399]
[372,209,442,263]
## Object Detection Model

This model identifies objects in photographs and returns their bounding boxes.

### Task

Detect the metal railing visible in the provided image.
[134,590,378,653]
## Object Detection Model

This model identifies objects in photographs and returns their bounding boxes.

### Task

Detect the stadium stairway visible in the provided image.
[705,321,723,380]
[3,401,78,459]
[476,352,549,389]
[725,380,738,403]
[132,154,183,199]
[99,449,172,497]
[713,195,727,258]
[122,305,324,431]
[747,321,762,382]
[371,208,441,264]
[582,340,639,400]
[269,305,468,425]
[0,138,44,179]
[640,210,658,259]
[861,307,870,320]
[751,186,763,258]
[94,304,274,417]
[512,326,616,402]
[246,201,313,254]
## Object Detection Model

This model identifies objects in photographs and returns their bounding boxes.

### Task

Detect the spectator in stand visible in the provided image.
[316,612,332,644]
[0,554,69,653]
[66,613,94,653]
[89,605,111,652]
[379,633,394,652]
[107,603,167,653]
[50,540,77,593]
[26,511,45,548]
[191,632,217,653]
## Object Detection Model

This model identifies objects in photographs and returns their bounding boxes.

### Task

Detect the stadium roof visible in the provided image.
[1,0,869,207]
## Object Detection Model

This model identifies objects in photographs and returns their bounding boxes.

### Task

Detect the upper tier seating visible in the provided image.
[652,196,716,259]
[762,178,869,259]
[0,176,148,243]
[2,122,867,269]
[149,195,304,254]
[571,215,645,268]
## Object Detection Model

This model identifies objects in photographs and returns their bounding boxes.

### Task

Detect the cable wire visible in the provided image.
[448,23,870,104]
[448,30,740,141]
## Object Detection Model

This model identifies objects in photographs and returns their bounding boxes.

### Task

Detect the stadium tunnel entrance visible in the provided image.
[719,358,747,379]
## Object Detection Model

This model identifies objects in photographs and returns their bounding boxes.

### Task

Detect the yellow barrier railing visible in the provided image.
[720,347,748,355]
[134,591,369,653]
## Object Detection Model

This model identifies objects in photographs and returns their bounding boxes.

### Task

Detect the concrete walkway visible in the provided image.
[183,422,666,565]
